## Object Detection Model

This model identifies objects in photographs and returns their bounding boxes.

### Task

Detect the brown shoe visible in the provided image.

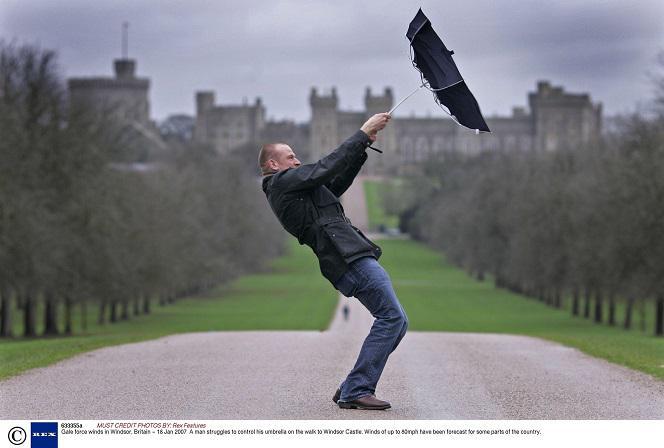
[332,388,341,404]
[338,395,391,410]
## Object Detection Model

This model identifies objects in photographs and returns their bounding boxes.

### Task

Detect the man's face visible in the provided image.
[269,144,301,172]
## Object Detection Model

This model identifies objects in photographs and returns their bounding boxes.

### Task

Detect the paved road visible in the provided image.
[2,293,664,420]
[341,174,370,232]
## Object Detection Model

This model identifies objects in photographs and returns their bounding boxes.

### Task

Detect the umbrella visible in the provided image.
[390,8,490,134]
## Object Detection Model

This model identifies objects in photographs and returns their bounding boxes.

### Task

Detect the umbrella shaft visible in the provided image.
[388,83,426,115]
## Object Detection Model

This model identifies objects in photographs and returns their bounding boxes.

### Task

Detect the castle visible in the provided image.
[194,81,602,174]
[66,55,602,175]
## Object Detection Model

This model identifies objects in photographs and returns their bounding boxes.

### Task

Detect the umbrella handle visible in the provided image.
[388,83,426,115]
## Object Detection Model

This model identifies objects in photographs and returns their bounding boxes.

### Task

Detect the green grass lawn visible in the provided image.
[364,179,399,231]
[0,237,337,380]
[2,235,663,382]
[377,238,664,380]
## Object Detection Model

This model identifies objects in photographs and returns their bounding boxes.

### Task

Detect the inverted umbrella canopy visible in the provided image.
[404,8,490,133]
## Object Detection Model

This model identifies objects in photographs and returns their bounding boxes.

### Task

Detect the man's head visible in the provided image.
[258,143,301,175]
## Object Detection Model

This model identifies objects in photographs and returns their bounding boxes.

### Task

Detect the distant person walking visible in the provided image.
[259,113,408,410]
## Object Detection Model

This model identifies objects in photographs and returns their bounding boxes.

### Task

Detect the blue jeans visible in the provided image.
[333,256,409,402]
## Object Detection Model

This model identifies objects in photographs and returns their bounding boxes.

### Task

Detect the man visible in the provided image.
[259,113,408,411]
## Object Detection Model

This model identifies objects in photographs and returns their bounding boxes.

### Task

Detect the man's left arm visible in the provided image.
[325,149,368,197]
[323,112,390,197]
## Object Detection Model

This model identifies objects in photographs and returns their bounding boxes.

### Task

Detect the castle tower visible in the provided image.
[364,87,396,174]
[68,58,150,126]
[309,87,339,162]
[193,91,215,143]
[192,91,266,154]
[529,81,602,151]
[68,22,150,127]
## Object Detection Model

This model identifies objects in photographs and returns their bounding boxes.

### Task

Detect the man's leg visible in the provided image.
[336,257,408,403]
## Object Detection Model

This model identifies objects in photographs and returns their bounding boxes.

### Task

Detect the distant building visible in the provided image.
[68,58,151,127]
[67,56,167,160]
[311,81,601,174]
[193,91,265,153]
[529,81,602,152]
[195,80,602,175]
[260,119,310,161]
[160,114,195,141]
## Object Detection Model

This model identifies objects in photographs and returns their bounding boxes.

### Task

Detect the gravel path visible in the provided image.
[2,293,663,420]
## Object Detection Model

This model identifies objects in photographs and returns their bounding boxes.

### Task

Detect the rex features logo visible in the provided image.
[31,422,59,448]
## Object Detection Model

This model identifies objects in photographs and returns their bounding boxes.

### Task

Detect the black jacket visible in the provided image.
[261,130,382,285]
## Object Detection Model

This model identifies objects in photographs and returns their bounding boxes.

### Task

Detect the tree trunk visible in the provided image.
[43,291,59,336]
[82,299,88,331]
[583,288,591,319]
[594,290,603,323]
[120,300,129,320]
[0,287,12,337]
[64,295,73,335]
[142,295,150,314]
[494,275,504,289]
[110,301,118,322]
[571,287,579,316]
[607,293,616,326]
[655,295,663,337]
[98,301,106,325]
[623,296,634,330]
[133,296,140,316]
[554,289,562,309]
[23,289,37,337]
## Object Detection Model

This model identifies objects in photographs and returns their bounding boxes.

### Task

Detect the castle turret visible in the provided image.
[68,23,151,127]
[364,87,396,174]
[193,91,215,142]
[68,58,150,126]
[364,86,393,115]
[309,87,339,162]
[114,59,136,80]
[529,80,602,151]
[192,90,266,154]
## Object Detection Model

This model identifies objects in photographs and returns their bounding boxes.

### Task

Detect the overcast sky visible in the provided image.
[2,0,662,122]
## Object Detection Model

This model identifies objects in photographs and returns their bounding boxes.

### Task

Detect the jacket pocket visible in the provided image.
[318,217,374,259]
[352,225,383,259]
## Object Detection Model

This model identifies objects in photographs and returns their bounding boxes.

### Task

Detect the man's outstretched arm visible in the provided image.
[273,113,390,193]
[324,113,391,197]
[325,150,368,197]
[273,130,370,193]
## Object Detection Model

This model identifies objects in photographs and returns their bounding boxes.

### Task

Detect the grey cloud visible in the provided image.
[1,0,662,121]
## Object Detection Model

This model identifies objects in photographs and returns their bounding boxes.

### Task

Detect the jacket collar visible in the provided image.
[261,174,274,193]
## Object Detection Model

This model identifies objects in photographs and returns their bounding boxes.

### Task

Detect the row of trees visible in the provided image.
[394,65,664,336]
[0,42,284,337]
